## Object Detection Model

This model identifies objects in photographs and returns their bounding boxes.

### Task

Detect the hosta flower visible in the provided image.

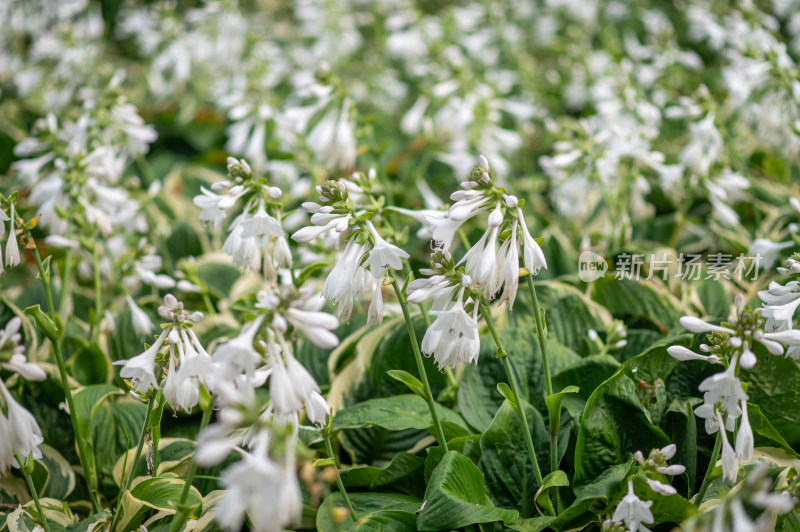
[421,288,480,369]
[0,381,44,469]
[213,315,266,380]
[611,481,654,532]
[216,448,301,532]
[114,330,168,394]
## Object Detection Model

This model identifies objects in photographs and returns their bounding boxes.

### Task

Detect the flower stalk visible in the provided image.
[480,304,544,488]
[15,450,52,532]
[321,422,359,522]
[391,279,449,452]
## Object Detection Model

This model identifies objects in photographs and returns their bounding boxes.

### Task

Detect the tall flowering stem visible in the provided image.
[392,279,449,452]
[110,392,157,532]
[695,432,722,506]
[24,226,100,512]
[168,407,213,532]
[15,451,52,532]
[526,276,556,465]
[321,421,359,522]
[480,303,544,488]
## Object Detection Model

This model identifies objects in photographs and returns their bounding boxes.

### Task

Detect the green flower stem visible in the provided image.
[15,451,52,532]
[110,393,157,532]
[58,247,74,322]
[480,304,544,488]
[91,244,103,338]
[27,236,100,512]
[526,277,559,479]
[168,407,213,532]
[322,425,359,523]
[391,279,449,452]
[695,431,722,507]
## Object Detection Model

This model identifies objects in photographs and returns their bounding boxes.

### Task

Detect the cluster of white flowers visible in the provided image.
[292,170,408,325]
[194,157,292,278]
[0,318,46,474]
[406,155,546,369]
[669,294,800,483]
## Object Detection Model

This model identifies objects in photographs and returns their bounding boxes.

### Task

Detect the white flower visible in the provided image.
[496,221,520,308]
[114,330,168,394]
[5,203,19,268]
[320,240,372,322]
[216,450,301,532]
[127,296,154,336]
[368,282,384,325]
[239,204,284,249]
[612,481,654,532]
[698,366,747,418]
[0,412,14,474]
[284,307,340,349]
[305,391,330,427]
[0,381,44,465]
[213,316,265,380]
[680,113,722,176]
[421,289,480,369]
[749,239,793,270]
[194,187,230,228]
[666,345,720,364]
[735,401,754,461]
[645,478,676,496]
[718,411,739,482]
[518,209,547,275]
[362,221,409,279]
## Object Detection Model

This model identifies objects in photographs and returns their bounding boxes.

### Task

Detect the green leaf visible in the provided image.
[350,510,417,532]
[590,276,683,334]
[417,451,518,531]
[479,400,549,513]
[747,403,799,456]
[333,394,467,432]
[571,336,694,485]
[118,477,202,531]
[166,221,203,264]
[497,382,516,406]
[515,281,611,354]
[37,444,76,500]
[458,331,581,433]
[534,470,569,515]
[551,355,619,401]
[316,492,421,532]
[744,347,800,447]
[545,385,579,438]
[386,370,426,398]
[339,453,425,490]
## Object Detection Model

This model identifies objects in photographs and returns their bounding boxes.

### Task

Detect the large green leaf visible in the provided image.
[458,330,581,433]
[572,336,694,485]
[339,452,425,491]
[479,400,549,514]
[744,347,800,447]
[118,477,202,531]
[514,281,611,354]
[333,394,467,432]
[316,492,422,532]
[590,276,683,333]
[417,451,518,531]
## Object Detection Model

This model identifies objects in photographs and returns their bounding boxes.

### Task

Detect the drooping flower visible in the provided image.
[421,288,480,369]
[611,481,654,532]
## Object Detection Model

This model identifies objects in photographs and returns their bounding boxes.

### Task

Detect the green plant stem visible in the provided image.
[58,247,74,322]
[168,408,213,532]
[15,451,52,532]
[695,431,722,507]
[92,245,103,338]
[391,280,449,452]
[27,238,100,512]
[480,304,544,488]
[322,427,359,523]
[110,394,156,532]
[526,276,559,508]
